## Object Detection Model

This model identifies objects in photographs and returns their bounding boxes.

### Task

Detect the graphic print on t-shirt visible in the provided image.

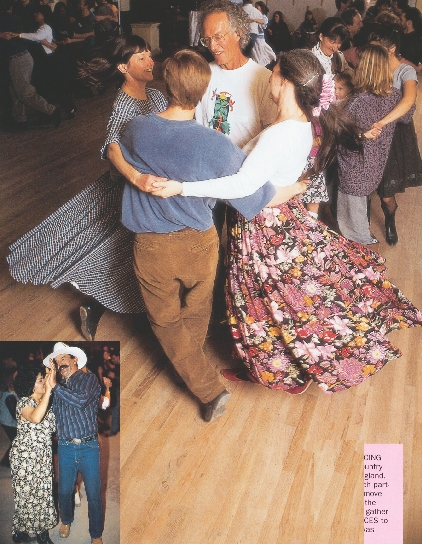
[208,90,235,135]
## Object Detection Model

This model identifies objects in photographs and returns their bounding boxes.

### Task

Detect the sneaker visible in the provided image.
[202,390,231,422]
[74,490,81,507]
[366,235,379,245]
[59,524,70,538]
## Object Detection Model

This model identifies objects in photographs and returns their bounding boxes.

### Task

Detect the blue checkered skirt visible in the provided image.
[7,171,145,313]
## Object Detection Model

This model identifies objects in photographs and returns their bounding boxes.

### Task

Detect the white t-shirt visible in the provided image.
[195,59,277,149]
[243,4,263,35]
[22,24,53,54]
[182,120,313,199]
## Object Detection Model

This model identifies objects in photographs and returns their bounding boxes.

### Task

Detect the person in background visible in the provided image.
[337,44,413,245]
[267,10,292,52]
[295,9,318,48]
[12,0,36,32]
[0,0,61,130]
[334,0,352,18]
[250,1,276,67]
[304,17,352,220]
[341,7,364,67]
[369,22,422,245]
[34,0,52,26]
[399,6,422,69]
[242,0,264,57]
[94,0,117,44]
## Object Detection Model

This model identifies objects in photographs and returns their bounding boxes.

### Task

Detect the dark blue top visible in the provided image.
[52,370,101,440]
[119,113,275,233]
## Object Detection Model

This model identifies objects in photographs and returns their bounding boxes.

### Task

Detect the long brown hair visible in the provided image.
[276,50,362,175]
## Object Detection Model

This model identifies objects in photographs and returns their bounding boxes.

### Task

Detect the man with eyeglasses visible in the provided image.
[195,0,277,320]
[195,0,276,149]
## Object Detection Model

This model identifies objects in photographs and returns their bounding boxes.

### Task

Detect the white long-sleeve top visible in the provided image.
[182,120,313,199]
[22,24,53,54]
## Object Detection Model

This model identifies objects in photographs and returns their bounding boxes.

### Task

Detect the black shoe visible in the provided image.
[36,531,53,544]
[381,201,398,246]
[80,301,105,341]
[12,533,33,543]
[202,390,231,422]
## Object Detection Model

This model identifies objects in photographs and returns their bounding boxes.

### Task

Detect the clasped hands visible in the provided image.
[365,123,383,140]
[131,173,184,198]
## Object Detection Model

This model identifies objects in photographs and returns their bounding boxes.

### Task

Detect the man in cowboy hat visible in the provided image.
[43,343,103,544]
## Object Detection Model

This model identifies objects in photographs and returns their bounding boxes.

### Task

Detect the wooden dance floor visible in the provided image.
[1,79,422,543]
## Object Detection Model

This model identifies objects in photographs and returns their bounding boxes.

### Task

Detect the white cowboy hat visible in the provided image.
[43,342,87,369]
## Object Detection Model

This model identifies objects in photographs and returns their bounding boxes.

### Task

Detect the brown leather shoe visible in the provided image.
[59,524,70,538]
[91,538,103,544]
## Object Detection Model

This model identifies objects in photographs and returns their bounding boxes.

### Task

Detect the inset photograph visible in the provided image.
[0,341,119,544]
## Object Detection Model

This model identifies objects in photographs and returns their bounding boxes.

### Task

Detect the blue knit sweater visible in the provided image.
[119,113,275,233]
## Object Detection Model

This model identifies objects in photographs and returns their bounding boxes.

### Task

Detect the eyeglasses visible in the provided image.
[200,30,233,48]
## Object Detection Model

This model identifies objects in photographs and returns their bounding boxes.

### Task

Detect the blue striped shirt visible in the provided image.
[52,370,101,440]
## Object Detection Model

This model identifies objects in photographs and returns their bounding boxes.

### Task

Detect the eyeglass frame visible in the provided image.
[199,29,235,48]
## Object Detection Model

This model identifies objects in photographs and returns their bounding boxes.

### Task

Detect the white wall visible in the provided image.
[266,0,338,32]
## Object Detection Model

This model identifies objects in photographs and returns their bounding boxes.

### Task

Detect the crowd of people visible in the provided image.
[238,0,422,70]
[0,342,119,543]
[6,0,422,422]
[0,0,119,129]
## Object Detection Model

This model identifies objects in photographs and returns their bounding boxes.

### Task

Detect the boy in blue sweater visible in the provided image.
[119,49,275,422]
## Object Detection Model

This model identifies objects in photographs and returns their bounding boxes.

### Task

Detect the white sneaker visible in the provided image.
[75,491,81,507]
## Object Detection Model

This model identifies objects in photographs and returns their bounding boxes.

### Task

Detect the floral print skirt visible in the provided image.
[226,196,422,393]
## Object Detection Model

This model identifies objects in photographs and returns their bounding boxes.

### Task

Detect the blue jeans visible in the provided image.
[58,438,103,539]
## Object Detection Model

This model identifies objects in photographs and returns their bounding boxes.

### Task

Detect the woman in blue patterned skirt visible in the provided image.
[7,35,167,340]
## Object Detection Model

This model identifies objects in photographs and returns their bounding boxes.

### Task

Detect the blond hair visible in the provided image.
[353,44,392,96]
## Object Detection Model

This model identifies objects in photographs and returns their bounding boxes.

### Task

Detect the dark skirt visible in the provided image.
[226,196,422,393]
[377,120,422,198]
[7,171,145,313]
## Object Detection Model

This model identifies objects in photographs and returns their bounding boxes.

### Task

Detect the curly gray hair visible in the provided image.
[199,0,250,50]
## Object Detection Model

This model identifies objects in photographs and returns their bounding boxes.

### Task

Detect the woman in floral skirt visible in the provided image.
[152,49,422,395]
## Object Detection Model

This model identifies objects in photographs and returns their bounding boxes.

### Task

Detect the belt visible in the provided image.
[66,436,96,444]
